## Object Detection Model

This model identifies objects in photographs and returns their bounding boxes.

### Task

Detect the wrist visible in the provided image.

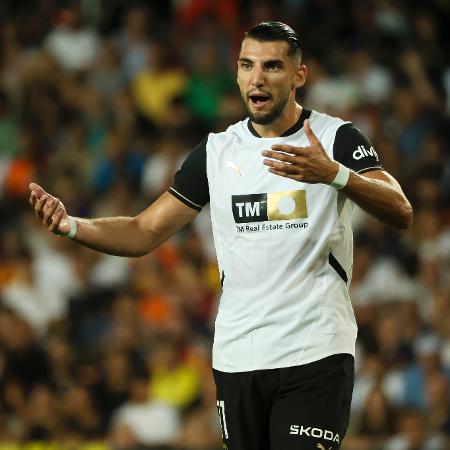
[324,161,340,184]
[61,216,77,239]
[329,162,350,190]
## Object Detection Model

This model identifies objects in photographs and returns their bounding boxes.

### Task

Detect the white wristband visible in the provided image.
[329,163,350,190]
[63,216,77,240]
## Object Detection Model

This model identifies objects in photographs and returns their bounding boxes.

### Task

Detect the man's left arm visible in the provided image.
[340,169,413,229]
[262,119,413,229]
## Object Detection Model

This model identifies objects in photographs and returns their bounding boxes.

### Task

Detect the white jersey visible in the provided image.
[169,109,383,372]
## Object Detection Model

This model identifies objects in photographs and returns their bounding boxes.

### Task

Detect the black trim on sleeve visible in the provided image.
[329,253,348,284]
[248,109,312,137]
[168,135,209,211]
[333,123,383,173]
[168,187,202,211]
[357,166,384,175]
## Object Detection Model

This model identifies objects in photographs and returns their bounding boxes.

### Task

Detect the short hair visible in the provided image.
[244,21,302,63]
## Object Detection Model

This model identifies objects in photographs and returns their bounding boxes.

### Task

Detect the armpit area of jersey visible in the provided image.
[168,135,210,211]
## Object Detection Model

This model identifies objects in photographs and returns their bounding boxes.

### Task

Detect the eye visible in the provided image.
[240,61,251,70]
[266,62,281,71]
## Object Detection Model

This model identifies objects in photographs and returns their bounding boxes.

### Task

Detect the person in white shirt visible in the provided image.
[112,375,180,447]
[29,21,412,450]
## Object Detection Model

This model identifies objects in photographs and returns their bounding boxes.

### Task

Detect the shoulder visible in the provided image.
[309,110,348,133]
[308,110,349,144]
[206,118,251,149]
[331,122,383,172]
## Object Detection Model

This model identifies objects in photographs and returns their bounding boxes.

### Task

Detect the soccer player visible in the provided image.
[30,22,412,450]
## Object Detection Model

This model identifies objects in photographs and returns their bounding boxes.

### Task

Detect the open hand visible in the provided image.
[29,183,70,235]
[262,119,338,184]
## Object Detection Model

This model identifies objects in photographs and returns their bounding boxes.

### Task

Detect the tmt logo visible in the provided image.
[231,190,307,224]
[232,193,266,223]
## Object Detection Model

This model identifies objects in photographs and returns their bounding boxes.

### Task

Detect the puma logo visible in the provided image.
[317,443,332,450]
[226,160,245,176]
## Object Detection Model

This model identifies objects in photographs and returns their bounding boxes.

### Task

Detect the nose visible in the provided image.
[249,65,265,88]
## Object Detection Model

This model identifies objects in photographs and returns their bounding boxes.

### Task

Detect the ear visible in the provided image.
[293,64,307,89]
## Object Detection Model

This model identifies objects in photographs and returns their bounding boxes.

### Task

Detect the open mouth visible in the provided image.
[249,93,271,107]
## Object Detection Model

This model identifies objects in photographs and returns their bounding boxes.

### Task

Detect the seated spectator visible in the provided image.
[424,370,450,436]
[132,42,187,127]
[346,386,397,450]
[385,409,447,450]
[147,336,200,410]
[61,384,102,439]
[112,375,181,448]
[185,42,234,126]
[45,3,99,72]
[1,248,67,336]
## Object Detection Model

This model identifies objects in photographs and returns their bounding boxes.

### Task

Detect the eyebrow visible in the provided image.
[238,57,285,66]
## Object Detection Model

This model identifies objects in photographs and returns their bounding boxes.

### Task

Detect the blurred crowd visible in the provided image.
[0,0,449,449]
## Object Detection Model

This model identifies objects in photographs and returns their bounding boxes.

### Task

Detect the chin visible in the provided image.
[249,110,277,125]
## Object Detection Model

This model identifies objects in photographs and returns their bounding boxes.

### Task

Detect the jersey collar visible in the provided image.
[247,108,312,138]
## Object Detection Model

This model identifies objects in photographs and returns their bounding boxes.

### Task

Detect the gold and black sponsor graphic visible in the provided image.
[231,190,308,224]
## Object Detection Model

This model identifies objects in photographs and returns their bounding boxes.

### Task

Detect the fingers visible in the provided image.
[262,148,308,178]
[262,150,296,164]
[29,191,37,207]
[267,167,292,179]
[29,183,68,234]
[262,149,308,174]
[48,205,65,233]
[33,193,62,225]
[29,182,45,199]
[268,145,309,156]
[304,119,320,145]
[42,198,61,227]
[29,183,46,208]
[263,157,301,175]
[34,193,49,219]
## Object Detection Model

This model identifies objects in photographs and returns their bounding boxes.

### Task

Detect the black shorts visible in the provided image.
[213,353,354,450]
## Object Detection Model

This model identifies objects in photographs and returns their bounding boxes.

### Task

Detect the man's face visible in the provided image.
[237,38,305,125]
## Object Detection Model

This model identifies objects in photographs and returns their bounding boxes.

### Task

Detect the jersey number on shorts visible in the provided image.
[217,400,229,439]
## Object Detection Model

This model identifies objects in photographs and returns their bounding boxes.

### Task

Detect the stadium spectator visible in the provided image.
[112,374,181,448]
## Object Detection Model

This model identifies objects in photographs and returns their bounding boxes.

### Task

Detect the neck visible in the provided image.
[251,101,303,138]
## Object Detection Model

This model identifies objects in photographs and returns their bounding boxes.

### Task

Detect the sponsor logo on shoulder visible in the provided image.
[289,425,340,444]
[353,145,379,161]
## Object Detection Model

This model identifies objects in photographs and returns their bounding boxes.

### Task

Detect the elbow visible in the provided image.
[131,216,164,256]
[396,201,414,230]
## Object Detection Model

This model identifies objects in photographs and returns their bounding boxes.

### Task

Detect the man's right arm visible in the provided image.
[29,183,198,257]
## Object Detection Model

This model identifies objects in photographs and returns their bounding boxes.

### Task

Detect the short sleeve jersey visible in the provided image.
[169,109,383,372]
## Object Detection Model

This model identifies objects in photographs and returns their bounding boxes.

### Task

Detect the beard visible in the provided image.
[243,89,291,125]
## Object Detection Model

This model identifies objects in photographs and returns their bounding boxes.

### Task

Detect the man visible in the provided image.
[30,22,412,450]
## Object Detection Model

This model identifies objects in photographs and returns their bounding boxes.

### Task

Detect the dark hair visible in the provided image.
[244,21,302,63]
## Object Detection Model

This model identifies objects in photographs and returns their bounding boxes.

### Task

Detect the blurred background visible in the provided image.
[0,0,449,449]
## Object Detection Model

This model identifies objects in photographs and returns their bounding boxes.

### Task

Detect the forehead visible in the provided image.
[239,38,291,62]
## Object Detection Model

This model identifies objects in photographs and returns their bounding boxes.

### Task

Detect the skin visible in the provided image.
[237,38,306,136]
[29,185,197,256]
[29,37,412,254]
